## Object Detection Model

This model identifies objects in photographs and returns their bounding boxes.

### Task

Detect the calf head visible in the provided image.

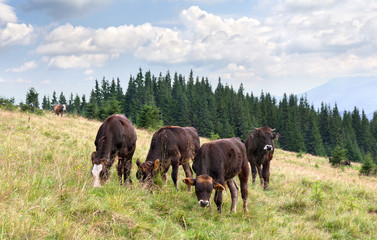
[91,151,112,187]
[255,127,279,152]
[62,104,67,112]
[136,159,160,184]
[183,175,225,208]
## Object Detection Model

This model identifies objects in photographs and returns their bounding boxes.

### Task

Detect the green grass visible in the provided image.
[0,109,376,239]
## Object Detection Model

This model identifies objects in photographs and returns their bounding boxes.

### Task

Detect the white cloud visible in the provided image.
[0,76,5,82]
[33,3,377,93]
[0,22,33,48]
[6,61,37,72]
[47,54,110,69]
[0,0,17,25]
[0,1,33,48]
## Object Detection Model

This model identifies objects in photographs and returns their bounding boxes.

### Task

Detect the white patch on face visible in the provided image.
[198,200,210,207]
[63,105,66,111]
[92,164,103,187]
[263,144,273,151]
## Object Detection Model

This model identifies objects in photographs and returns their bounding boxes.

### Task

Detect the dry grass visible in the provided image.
[0,109,376,239]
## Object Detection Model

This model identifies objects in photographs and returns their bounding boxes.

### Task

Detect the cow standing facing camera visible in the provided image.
[245,126,279,190]
[91,114,137,187]
[53,104,66,116]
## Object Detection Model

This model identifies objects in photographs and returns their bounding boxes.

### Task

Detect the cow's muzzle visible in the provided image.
[198,200,210,207]
[264,145,273,151]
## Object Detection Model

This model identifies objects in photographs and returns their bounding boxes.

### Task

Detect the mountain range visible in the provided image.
[302,76,377,119]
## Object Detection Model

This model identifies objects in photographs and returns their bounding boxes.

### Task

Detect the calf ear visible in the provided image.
[136,158,141,167]
[213,182,225,191]
[273,133,279,140]
[153,159,160,170]
[91,151,97,162]
[182,178,196,186]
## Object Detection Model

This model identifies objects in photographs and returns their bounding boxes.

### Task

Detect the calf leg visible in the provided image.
[256,164,263,186]
[238,160,250,212]
[262,161,270,190]
[171,158,179,190]
[249,160,257,185]
[226,180,239,212]
[214,190,223,213]
[119,148,134,185]
[117,157,125,184]
[182,161,193,191]
[124,158,132,185]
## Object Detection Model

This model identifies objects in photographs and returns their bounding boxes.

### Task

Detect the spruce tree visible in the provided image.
[51,91,58,106]
[360,154,375,176]
[26,87,39,109]
[59,92,67,105]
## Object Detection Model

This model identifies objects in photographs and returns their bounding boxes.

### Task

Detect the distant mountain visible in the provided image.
[303,76,377,119]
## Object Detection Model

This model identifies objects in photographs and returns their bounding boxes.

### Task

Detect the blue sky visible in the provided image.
[1,0,377,103]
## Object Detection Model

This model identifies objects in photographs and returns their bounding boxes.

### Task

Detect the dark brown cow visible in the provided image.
[136,126,200,190]
[245,126,279,190]
[183,137,249,213]
[91,114,137,187]
[53,104,66,116]
[329,157,351,166]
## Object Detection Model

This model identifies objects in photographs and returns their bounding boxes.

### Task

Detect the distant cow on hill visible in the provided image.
[329,157,351,166]
[53,104,66,116]
[136,126,200,190]
[91,114,137,187]
[183,137,249,213]
[245,126,279,190]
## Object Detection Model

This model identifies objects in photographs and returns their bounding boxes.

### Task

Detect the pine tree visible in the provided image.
[124,75,137,120]
[73,94,81,114]
[81,95,87,113]
[42,95,50,110]
[59,92,67,105]
[115,77,124,104]
[26,87,39,109]
[319,103,331,155]
[51,91,58,106]
[330,145,347,166]
[171,72,189,126]
[137,105,163,130]
[84,90,98,119]
[155,71,172,124]
[360,154,376,176]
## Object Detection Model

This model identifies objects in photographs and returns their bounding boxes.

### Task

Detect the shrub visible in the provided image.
[330,145,347,166]
[360,154,376,176]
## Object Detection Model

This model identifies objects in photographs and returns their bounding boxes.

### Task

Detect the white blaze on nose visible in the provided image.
[198,200,210,207]
[92,164,103,187]
[263,144,273,151]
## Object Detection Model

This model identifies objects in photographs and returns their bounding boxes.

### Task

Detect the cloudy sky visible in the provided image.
[1,0,377,102]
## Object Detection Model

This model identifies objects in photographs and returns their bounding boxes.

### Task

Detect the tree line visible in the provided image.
[12,68,377,164]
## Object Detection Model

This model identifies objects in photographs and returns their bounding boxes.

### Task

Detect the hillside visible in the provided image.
[0,109,376,239]
[304,76,377,118]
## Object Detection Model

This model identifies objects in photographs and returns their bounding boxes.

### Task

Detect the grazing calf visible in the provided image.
[91,114,137,187]
[136,126,200,190]
[183,137,249,213]
[53,104,66,116]
[245,126,279,190]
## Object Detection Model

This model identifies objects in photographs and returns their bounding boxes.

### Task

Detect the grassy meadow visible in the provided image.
[0,109,376,239]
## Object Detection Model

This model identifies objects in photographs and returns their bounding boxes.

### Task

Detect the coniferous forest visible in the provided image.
[29,68,377,164]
